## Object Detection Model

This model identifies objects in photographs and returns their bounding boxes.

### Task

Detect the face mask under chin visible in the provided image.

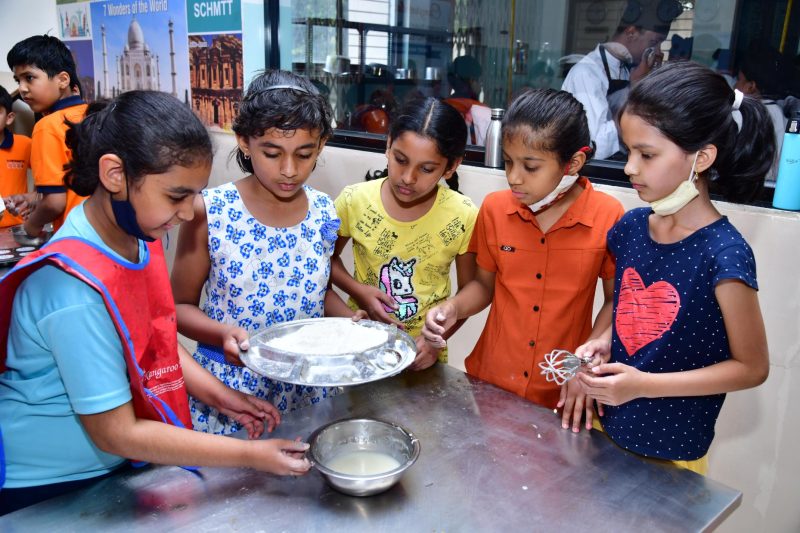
[110,188,155,243]
[648,151,701,216]
[528,174,580,214]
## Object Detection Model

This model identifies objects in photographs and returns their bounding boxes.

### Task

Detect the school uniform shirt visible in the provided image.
[30,96,88,231]
[0,203,145,487]
[0,128,31,227]
[335,178,478,361]
[603,208,758,461]
[465,178,623,408]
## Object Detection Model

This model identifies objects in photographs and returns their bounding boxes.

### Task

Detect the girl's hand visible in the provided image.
[408,335,440,371]
[575,338,612,368]
[353,284,404,328]
[222,326,250,366]
[350,309,369,321]
[249,439,312,476]
[557,338,612,430]
[577,363,648,406]
[214,389,281,439]
[557,378,600,432]
[421,302,456,348]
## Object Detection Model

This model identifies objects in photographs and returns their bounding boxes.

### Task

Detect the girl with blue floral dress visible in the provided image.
[172,71,362,435]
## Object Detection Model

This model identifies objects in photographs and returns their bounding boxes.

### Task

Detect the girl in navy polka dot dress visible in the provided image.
[575,62,773,474]
[171,71,363,435]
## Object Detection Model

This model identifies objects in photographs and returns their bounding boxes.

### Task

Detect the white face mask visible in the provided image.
[528,174,580,214]
[649,151,700,216]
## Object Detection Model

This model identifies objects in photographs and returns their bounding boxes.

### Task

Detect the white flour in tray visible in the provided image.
[265,321,389,355]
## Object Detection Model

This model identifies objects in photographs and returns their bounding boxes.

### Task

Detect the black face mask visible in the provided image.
[111,182,154,242]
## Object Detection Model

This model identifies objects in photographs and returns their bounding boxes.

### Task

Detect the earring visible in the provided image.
[243,153,250,160]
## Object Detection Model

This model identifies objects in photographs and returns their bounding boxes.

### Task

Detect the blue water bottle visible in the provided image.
[772,112,800,210]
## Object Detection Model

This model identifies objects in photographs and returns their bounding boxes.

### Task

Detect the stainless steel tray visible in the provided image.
[240,318,416,387]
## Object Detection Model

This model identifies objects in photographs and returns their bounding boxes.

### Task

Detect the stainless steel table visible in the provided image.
[0,365,741,532]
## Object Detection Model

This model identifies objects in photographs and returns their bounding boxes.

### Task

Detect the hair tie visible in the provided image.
[732,89,744,111]
[245,84,310,101]
[731,89,744,132]
[263,84,309,93]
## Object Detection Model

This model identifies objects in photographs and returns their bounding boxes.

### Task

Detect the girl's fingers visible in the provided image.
[584,403,594,430]
[591,362,625,375]
[375,292,399,310]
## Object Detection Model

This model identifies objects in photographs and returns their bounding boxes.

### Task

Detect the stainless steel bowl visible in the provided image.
[308,418,420,497]
[11,224,53,247]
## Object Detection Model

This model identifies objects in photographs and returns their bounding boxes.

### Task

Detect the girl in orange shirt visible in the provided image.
[423,88,623,432]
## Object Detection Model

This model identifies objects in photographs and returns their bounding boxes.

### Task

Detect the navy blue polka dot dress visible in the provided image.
[603,208,758,461]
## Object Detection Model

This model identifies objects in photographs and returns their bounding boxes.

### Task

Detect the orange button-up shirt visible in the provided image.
[464,178,624,408]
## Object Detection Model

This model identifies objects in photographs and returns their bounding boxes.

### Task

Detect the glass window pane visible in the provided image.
[277,0,800,183]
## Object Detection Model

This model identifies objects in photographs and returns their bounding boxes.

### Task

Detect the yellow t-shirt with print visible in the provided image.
[335,178,478,361]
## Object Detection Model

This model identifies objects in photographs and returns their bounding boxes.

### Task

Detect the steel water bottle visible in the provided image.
[484,108,505,168]
[772,112,800,210]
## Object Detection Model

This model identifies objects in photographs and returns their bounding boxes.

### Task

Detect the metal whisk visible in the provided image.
[538,349,593,386]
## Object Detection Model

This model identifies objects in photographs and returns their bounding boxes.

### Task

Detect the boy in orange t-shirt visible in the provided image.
[0,86,31,228]
[5,35,88,235]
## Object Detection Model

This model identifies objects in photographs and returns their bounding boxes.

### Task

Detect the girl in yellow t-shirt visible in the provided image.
[332,97,478,370]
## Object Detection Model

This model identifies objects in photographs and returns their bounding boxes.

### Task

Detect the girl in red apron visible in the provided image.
[0,91,310,515]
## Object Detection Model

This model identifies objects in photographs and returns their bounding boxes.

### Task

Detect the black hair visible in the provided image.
[232,69,333,173]
[383,97,468,192]
[7,35,82,96]
[502,88,594,166]
[64,90,212,196]
[621,61,775,202]
[0,86,12,113]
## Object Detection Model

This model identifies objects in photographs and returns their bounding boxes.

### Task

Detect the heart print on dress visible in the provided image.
[616,267,680,356]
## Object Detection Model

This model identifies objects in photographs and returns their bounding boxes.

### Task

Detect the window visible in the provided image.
[269,0,800,204]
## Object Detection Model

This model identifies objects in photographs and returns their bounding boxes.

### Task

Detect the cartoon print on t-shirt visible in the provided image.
[379,257,418,320]
[616,267,680,356]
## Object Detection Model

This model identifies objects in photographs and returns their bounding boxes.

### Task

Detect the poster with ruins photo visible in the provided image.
[188,33,243,131]
[187,0,243,131]
[90,0,190,102]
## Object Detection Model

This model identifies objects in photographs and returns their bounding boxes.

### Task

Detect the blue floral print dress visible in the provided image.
[189,182,341,435]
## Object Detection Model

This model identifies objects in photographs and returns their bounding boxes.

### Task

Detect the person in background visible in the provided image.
[735,47,790,183]
[423,89,624,432]
[0,91,311,516]
[575,62,772,474]
[171,70,362,436]
[333,97,478,371]
[0,85,31,228]
[444,55,490,145]
[561,0,683,159]
[5,35,88,236]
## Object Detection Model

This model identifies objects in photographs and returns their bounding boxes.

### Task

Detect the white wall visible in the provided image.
[0,0,59,74]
